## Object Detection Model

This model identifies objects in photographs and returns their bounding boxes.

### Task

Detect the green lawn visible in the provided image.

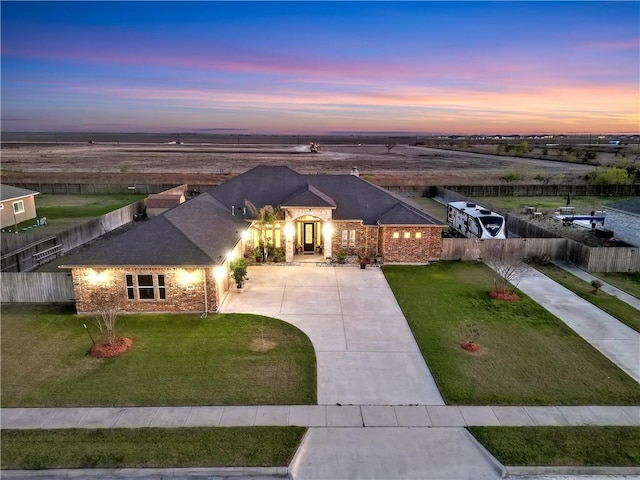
[479,196,630,215]
[35,194,147,219]
[534,264,640,333]
[469,427,640,466]
[593,271,640,299]
[1,305,316,407]
[383,262,640,405]
[1,427,306,469]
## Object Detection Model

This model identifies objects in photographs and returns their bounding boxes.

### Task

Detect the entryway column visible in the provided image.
[323,222,333,259]
[284,221,295,262]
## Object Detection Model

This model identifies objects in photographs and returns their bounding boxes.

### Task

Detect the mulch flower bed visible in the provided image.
[90,337,133,358]
[489,290,520,302]
[461,341,480,353]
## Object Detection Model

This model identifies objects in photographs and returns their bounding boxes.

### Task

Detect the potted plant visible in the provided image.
[336,251,347,264]
[254,245,264,263]
[358,256,369,269]
[230,258,248,291]
[272,247,284,263]
[358,250,370,269]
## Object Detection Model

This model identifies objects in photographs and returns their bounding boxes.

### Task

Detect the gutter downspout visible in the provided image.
[202,268,208,318]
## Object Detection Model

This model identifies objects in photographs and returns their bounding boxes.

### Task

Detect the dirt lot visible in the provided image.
[1,140,599,186]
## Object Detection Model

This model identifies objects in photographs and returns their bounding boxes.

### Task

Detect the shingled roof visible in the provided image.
[608,197,640,216]
[1,184,39,202]
[60,193,247,267]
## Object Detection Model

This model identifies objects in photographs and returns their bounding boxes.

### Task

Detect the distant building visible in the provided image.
[1,184,39,229]
[605,198,640,247]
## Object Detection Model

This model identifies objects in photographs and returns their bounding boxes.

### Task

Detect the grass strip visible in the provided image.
[383,262,640,405]
[1,305,316,407]
[0,427,306,469]
[469,426,640,466]
[592,272,640,300]
[534,264,640,333]
[35,194,147,219]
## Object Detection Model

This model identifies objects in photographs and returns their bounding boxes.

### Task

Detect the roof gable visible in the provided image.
[281,184,336,208]
[210,166,307,212]
[377,202,436,225]
[1,184,39,202]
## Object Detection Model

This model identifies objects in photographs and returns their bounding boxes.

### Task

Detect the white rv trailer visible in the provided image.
[447,201,507,239]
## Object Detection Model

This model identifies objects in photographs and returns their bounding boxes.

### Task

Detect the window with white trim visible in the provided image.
[341,229,356,248]
[12,200,25,214]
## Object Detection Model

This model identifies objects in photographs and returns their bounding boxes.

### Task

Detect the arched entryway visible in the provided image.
[283,208,334,262]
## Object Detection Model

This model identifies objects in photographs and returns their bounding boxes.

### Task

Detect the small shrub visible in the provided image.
[335,251,347,264]
[527,254,552,266]
[590,279,603,295]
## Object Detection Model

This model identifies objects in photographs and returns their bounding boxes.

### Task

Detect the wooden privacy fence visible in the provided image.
[7,183,180,195]
[1,201,144,272]
[1,272,74,303]
[439,238,639,272]
[440,238,567,262]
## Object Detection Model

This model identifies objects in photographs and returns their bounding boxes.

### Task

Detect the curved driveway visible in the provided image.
[219,265,444,406]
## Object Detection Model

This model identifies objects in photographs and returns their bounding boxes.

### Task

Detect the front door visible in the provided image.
[303,222,315,253]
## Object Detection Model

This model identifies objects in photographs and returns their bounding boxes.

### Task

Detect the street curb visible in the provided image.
[0,467,290,479]
[505,465,640,476]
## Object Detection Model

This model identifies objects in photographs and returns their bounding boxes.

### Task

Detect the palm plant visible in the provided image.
[245,200,281,261]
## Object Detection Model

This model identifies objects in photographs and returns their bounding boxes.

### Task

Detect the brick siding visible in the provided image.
[381,226,442,263]
[72,267,218,314]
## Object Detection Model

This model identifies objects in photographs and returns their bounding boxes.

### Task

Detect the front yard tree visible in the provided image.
[245,200,280,261]
[89,289,124,346]
[484,244,530,297]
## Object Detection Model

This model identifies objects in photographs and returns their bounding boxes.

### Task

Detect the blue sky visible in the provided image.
[2,1,639,134]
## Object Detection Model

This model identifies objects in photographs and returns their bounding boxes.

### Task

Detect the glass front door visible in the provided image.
[303,222,315,253]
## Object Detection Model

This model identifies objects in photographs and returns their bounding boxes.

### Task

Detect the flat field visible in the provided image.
[1,135,600,186]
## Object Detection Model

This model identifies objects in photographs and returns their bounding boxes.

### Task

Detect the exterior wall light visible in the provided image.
[178,269,200,286]
[87,269,110,285]
[214,266,226,282]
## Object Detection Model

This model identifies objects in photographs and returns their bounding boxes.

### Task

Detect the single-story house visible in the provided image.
[604,197,640,247]
[1,184,40,229]
[60,166,443,314]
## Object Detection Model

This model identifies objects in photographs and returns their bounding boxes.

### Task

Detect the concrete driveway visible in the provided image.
[219,265,444,406]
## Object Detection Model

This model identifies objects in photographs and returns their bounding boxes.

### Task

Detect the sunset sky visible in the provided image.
[2,1,639,134]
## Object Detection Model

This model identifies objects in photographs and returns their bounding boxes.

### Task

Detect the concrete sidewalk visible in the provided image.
[516,265,640,382]
[555,262,640,311]
[2,405,638,429]
[220,266,444,405]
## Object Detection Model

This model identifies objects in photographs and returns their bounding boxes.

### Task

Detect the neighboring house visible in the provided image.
[145,193,185,217]
[605,197,640,247]
[0,184,39,229]
[60,166,443,314]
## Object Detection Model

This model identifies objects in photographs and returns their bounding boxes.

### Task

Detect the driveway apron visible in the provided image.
[219,265,444,406]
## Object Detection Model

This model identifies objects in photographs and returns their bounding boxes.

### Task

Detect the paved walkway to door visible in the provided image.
[219,265,444,406]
